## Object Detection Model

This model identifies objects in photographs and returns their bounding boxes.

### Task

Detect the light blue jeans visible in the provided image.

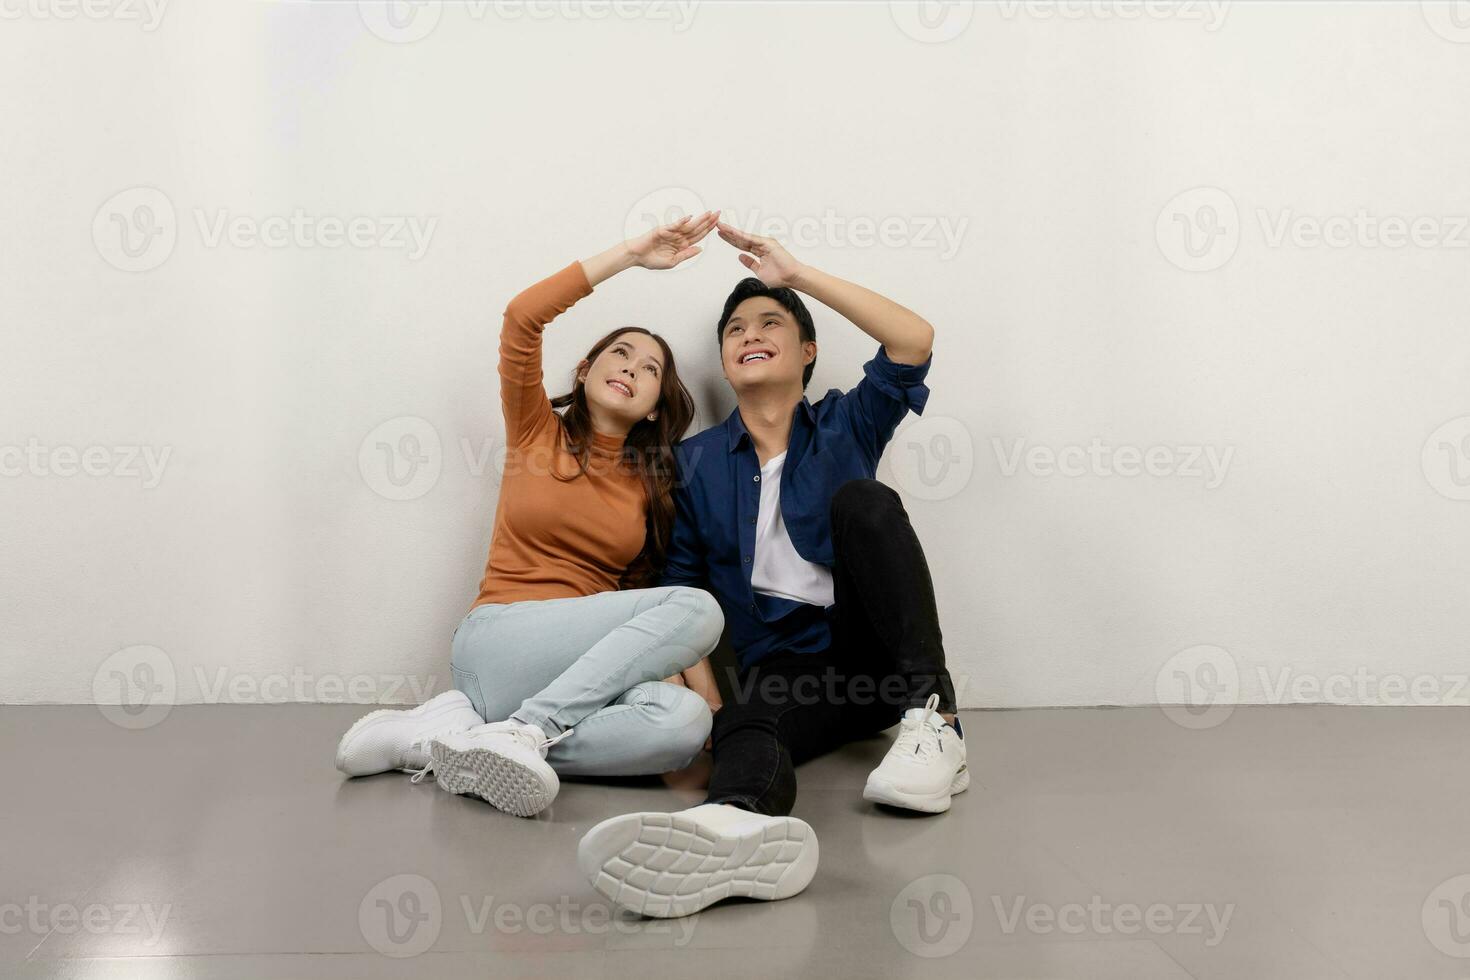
[450,586,724,777]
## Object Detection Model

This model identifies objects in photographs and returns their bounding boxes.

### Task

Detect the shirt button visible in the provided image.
[753,474,760,482]
[749,517,756,525]
[743,555,751,564]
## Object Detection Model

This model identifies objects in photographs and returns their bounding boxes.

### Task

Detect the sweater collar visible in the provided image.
[589,426,627,457]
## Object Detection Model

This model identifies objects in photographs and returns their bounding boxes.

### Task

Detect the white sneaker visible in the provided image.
[862,694,968,813]
[425,719,573,817]
[335,689,484,777]
[577,803,819,919]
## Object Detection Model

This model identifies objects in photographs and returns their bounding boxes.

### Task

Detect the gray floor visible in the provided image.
[3,704,1469,979]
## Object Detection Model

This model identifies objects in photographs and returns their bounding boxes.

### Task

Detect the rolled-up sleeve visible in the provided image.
[862,345,932,416]
[832,345,934,465]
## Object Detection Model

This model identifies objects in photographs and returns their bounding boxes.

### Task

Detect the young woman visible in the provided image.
[336,212,726,818]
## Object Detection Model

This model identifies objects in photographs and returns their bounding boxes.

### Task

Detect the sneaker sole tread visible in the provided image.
[430,741,556,817]
[579,812,818,918]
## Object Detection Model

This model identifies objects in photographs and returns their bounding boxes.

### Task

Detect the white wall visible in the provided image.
[3,2,1468,713]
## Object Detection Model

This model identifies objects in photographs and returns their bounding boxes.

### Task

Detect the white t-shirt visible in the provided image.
[750,451,835,608]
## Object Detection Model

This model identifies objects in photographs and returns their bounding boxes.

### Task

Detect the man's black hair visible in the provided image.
[715,278,817,389]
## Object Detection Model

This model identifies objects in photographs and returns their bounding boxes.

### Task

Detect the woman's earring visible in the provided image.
[647,413,657,421]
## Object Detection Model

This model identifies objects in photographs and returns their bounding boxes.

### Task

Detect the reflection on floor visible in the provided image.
[2,703,1467,979]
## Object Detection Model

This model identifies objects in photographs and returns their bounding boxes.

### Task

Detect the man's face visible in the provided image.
[719,297,815,394]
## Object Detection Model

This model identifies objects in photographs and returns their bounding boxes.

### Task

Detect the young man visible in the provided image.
[576,223,966,919]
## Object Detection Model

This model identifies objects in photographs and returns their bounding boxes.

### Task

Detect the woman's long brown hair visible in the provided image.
[548,327,695,589]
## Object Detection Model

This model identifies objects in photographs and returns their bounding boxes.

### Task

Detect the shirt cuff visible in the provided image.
[863,345,932,415]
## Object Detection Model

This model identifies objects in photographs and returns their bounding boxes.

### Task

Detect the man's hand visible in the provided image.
[716,221,807,289]
[721,227,935,364]
[626,210,720,270]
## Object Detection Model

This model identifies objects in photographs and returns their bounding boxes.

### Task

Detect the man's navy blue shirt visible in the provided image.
[659,346,932,669]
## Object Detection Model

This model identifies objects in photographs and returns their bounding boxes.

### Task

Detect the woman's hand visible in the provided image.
[701,698,720,752]
[663,673,719,752]
[626,210,721,271]
[663,661,722,751]
[716,221,807,289]
[581,210,719,286]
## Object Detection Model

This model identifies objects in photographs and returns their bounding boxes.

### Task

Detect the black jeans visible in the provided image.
[703,479,957,817]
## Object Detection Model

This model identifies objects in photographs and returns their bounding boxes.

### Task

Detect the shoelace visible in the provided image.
[407,734,440,784]
[892,694,946,763]
[407,724,575,784]
[496,725,576,752]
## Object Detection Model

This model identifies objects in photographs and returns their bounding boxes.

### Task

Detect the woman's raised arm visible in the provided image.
[581,210,720,285]
[499,212,720,447]
[499,262,594,448]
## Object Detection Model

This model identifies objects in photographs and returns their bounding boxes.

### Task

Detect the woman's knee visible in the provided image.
[665,586,725,659]
[623,681,712,770]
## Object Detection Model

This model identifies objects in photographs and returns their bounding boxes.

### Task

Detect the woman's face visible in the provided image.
[579,331,666,427]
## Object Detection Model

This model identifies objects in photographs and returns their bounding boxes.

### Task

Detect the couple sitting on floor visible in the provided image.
[335,210,966,919]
